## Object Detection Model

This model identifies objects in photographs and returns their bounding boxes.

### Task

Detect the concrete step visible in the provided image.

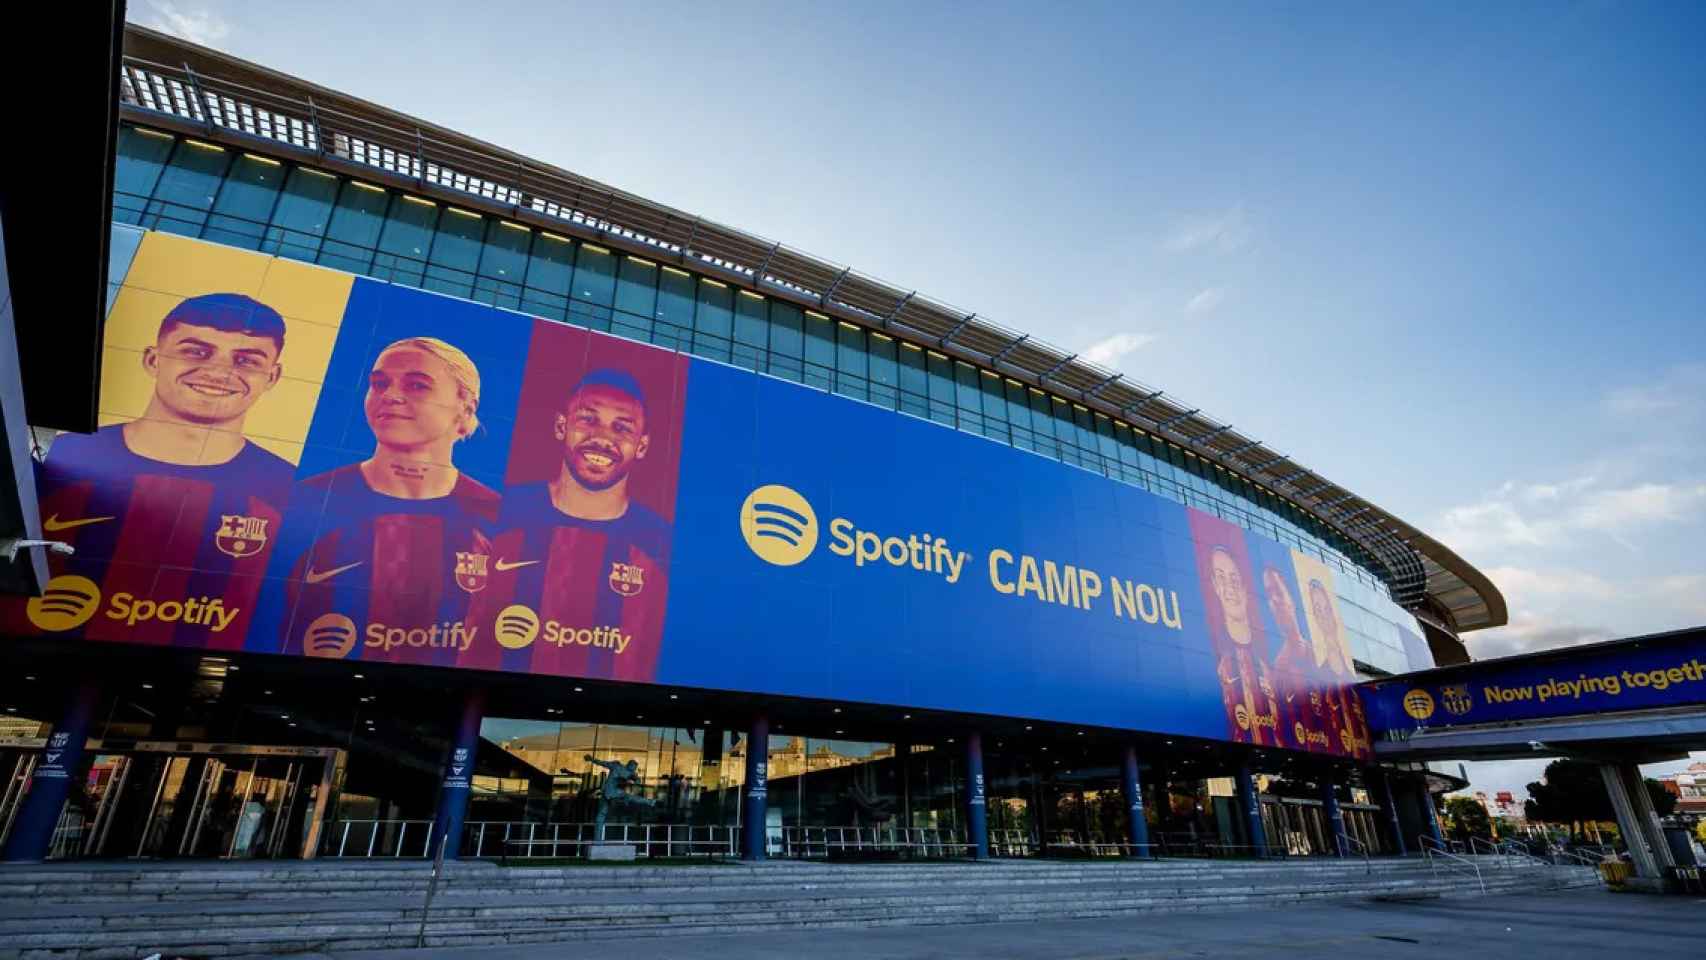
[0,861,1597,958]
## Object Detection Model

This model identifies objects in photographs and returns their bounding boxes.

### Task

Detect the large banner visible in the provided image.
[10,233,1375,758]
[1363,632,1706,735]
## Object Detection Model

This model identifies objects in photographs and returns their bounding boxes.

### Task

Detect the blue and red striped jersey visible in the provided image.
[17,424,292,647]
[462,482,671,682]
[280,464,499,666]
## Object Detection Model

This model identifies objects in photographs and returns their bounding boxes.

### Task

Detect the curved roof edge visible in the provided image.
[115,25,1507,633]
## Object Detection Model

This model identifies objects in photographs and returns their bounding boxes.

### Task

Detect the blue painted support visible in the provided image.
[1321,778,1349,857]
[3,680,100,862]
[1119,745,1151,858]
[1379,771,1408,856]
[430,688,484,860]
[1422,783,1445,847]
[964,733,989,859]
[741,714,769,861]
[1236,765,1268,858]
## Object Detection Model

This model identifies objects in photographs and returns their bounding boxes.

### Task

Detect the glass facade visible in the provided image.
[107,122,1424,675]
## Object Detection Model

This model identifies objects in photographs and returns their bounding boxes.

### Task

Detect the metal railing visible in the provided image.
[465,821,737,860]
[781,826,972,859]
[1420,834,1485,894]
[321,819,436,858]
[1337,833,1373,873]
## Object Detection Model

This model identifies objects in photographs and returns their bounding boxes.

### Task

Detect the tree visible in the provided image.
[1444,796,1492,842]
[1523,759,1677,824]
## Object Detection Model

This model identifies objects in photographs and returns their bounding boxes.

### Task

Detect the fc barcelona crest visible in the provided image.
[1441,683,1474,716]
[214,514,269,558]
[454,552,490,593]
[608,561,644,597]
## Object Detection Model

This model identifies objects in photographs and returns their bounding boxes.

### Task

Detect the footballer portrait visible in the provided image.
[282,335,500,665]
[465,327,687,682]
[22,292,294,646]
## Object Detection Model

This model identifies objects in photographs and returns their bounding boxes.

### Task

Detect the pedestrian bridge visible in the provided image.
[1360,624,1705,883]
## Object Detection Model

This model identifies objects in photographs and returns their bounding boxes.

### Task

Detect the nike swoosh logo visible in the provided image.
[43,514,115,532]
[304,561,364,584]
[493,558,539,572]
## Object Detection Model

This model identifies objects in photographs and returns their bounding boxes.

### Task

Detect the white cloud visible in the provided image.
[1604,362,1706,418]
[138,1,231,46]
[1434,477,1706,554]
[1483,566,1616,602]
[1184,287,1226,315]
[1162,206,1252,253]
[1081,332,1156,367]
[1652,574,1706,619]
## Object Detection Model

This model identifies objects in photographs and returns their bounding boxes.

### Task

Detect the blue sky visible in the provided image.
[134,2,1705,798]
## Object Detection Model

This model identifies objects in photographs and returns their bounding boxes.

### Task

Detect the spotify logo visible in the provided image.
[495,604,541,649]
[27,575,101,632]
[739,484,818,566]
[303,613,358,658]
[1402,688,1435,721]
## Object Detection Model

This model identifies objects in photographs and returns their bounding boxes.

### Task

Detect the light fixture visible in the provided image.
[835,730,844,735]
[574,687,583,693]
[289,722,297,727]
[353,673,364,679]
[1025,725,1033,731]
[227,665,239,672]
[833,708,841,714]
[141,683,153,690]
[669,694,678,700]
[24,675,34,681]
[265,690,274,695]
[903,714,912,720]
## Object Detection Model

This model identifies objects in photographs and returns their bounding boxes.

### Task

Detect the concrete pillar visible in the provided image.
[430,688,484,860]
[1321,778,1349,857]
[1598,762,1659,879]
[740,714,769,861]
[3,680,100,863]
[963,733,989,860]
[1236,766,1268,858]
[1620,763,1675,871]
[1119,745,1151,858]
[1379,771,1408,856]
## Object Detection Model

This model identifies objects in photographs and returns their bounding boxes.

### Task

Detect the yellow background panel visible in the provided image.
[121,232,272,299]
[257,257,355,330]
[99,233,356,466]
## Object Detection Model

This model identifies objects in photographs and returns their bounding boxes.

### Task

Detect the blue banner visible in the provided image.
[1362,633,1706,733]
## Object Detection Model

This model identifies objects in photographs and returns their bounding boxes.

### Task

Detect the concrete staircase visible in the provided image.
[0,856,1599,959]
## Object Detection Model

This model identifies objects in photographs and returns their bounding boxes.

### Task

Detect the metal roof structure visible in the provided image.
[113,25,1506,634]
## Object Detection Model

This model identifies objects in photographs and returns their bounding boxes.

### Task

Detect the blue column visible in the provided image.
[1379,771,1408,856]
[1422,784,1445,848]
[740,714,769,861]
[430,688,484,861]
[1119,745,1151,858]
[3,680,100,863]
[1236,765,1268,858]
[1321,778,1349,857]
[963,733,989,859]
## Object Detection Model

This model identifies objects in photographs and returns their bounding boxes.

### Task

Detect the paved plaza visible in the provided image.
[298,889,1700,960]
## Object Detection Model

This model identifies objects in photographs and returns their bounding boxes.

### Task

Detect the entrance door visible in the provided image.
[173,756,311,858]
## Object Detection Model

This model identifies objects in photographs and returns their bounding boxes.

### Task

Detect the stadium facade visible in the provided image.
[0,26,1504,865]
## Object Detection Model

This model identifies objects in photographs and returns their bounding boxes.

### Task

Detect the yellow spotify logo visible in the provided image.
[1402,688,1436,721]
[27,575,102,632]
[495,604,540,649]
[303,613,358,658]
[739,484,818,566]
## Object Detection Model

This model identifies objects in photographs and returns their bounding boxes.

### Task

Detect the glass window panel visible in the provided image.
[979,370,1008,442]
[652,267,695,351]
[694,279,734,362]
[112,126,177,224]
[615,256,658,322]
[262,167,339,262]
[571,244,617,307]
[1005,381,1034,452]
[732,292,768,372]
[472,220,531,309]
[952,361,984,436]
[803,313,835,391]
[144,140,231,236]
[316,181,391,275]
[897,343,929,419]
[867,333,898,409]
[371,195,439,287]
[202,153,284,249]
[1050,398,1079,466]
[421,208,484,298]
[520,232,575,320]
[835,322,867,401]
[768,303,804,383]
[1027,390,1056,458]
[926,352,957,427]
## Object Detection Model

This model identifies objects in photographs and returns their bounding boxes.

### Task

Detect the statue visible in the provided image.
[585,755,656,841]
